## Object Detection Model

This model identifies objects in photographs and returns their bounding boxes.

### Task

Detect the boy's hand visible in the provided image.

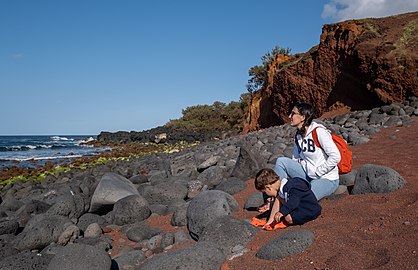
[257,203,270,213]
[274,212,283,222]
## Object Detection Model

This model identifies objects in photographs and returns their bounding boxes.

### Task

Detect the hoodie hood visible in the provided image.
[305,121,325,137]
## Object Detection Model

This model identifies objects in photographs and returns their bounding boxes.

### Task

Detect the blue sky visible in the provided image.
[1,0,417,135]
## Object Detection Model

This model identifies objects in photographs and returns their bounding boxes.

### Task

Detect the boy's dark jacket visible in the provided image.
[279,177,322,224]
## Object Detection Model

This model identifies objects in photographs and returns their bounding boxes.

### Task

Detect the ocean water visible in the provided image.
[0,135,109,169]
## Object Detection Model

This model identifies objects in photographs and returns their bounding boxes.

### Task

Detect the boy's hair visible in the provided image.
[255,168,280,190]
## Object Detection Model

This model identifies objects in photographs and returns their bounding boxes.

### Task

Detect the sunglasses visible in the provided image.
[290,111,300,116]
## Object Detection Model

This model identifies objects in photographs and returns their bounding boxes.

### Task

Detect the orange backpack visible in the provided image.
[295,127,353,174]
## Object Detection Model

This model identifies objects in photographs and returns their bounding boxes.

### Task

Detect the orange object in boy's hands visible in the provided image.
[264,220,288,231]
[250,217,267,227]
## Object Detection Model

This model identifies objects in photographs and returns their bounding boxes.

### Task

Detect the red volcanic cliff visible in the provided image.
[243,12,418,132]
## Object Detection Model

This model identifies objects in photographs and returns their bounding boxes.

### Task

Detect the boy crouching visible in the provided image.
[251,168,321,230]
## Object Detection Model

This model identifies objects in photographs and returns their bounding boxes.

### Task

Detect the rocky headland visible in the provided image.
[95,126,229,145]
[244,11,418,132]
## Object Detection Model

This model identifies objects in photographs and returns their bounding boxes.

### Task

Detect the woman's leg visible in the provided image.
[310,178,339,201]
[274,157,307,180]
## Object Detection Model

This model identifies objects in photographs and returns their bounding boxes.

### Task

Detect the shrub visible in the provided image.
[166,93,250,132]
[247,45,291,94]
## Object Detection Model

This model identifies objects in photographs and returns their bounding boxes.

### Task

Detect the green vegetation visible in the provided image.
[277,54,304,73]
[398,21,417,48]
[357,18,370,24]
[247,45,291,94]
[166,93,251,132]
[364,22,381,36]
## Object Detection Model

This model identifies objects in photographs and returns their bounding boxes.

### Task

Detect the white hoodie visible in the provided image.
[292,122,341,181]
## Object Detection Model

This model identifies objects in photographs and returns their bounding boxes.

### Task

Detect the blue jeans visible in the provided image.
[274,157,339,201]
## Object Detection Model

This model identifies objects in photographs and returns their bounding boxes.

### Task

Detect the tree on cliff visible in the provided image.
[247,46,291,94]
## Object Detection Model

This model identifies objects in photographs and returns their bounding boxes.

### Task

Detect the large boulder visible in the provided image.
[230,146,263,180]
[171,202,190,227]
[113,249,146,270]
[170,152,198,178]
[0,219,19,235]
[351,164,406,194]
[0,195,25,212]
[89,173,139,213]
[0,235,19,261]
[243,191,264,211]
[0,251,53,270]
[214,177,247,195]
[13,214,72,251]
[73,237,111,252]
[199,216,258,256]
[256,229,315,260]
[13,200,51,227]
[125,224,161,242]
[139,241,226,270]
[142,181,188,205]
[46,243,111,270]
[45,193,86,220]
[197,166,229,189]
[339,169,357,186]
[109,195,151,225]
[186,180,206,199]
[77,213,107,232]
[197,155,220,172]
[57,224,80,246]
[186,190,238,240]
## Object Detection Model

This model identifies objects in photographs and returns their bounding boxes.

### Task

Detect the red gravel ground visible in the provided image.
[116,118,418,269]
[227,118,418,270]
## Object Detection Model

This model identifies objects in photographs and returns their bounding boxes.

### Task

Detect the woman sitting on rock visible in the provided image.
[259,102,340,211]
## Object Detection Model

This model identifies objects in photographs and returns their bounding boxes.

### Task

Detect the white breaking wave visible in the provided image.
[51,136,74,141]
[8,145,53,151]
[77,137,95,145]
[1,154,86,162]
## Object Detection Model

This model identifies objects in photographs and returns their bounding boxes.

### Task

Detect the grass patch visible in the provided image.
[276,54,305,73]
[364,22,380,36]
[397,21,417,48]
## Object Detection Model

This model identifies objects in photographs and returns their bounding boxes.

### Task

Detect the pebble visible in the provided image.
[145,250,154,258]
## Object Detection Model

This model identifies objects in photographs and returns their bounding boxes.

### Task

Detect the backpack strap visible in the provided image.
[311,127,321,148]
[294,133,301,153]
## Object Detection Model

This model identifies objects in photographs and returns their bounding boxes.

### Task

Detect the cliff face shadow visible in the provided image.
[328,58,385,110]
[259,94,282,129]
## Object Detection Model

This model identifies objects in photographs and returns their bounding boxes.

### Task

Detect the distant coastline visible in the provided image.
[0,135,109,169]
